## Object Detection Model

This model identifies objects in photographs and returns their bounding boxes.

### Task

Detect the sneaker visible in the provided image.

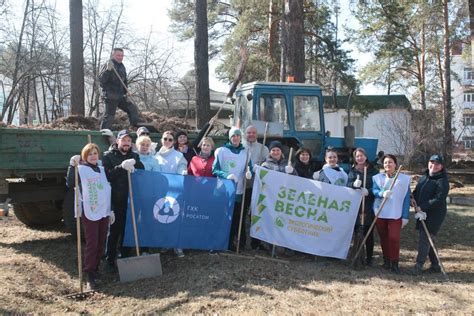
[428,264,441,273]
[174,248,185,258]
[209,250,218,255]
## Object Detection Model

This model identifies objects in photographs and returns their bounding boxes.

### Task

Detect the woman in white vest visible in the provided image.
[155,130,188,258]
[372,154,411,274]
[212,127,252,251]
[317,148,348,186]
[67,143,113,290]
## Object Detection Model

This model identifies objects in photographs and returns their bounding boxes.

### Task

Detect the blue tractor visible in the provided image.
[233,81,379,170]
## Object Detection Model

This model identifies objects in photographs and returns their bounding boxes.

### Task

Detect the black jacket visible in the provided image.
[293,160,322,179]
[99,60,128,100]
[347,164,379,226]
[102,146,144,211]
[412,168,449,234]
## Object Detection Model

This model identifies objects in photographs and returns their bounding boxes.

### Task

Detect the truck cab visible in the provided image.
[233,81,378,168]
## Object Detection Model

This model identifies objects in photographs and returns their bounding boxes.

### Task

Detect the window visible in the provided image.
[462,136,474,149]
[464,68,474,80]
[259,94,289,129]
[464,114,474,126]
[294,95,321,132]
[464,93,474,103]
[235,94,253,127]
[343,116,364,137]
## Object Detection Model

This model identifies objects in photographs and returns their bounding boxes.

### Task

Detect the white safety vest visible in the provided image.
[372,173,410,219]
[77,165,111,221]
[215,146,249,195]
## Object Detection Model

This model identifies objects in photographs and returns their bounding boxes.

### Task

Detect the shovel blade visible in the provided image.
[117,254,162,283]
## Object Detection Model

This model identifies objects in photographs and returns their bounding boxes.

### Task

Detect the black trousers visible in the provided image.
[229,200,246,250]
[105,208,128,264]
[100,97,140,129]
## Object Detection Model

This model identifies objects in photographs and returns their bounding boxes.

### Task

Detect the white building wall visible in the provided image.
[324,108,411,155]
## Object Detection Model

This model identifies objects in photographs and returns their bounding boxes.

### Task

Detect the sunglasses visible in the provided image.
[163,137,174,142]
[140,132,150,136]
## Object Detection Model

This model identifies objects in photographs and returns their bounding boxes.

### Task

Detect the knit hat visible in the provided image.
[228,127,242,140]
[268,140,283,151]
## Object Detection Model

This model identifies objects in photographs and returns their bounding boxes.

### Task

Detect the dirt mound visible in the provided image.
[2,111,196,133]
[449,160,474,169]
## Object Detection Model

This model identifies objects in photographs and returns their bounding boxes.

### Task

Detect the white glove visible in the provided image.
[245,170,252,180]
[70,155,81,166]
[414,211,427,221]
[361,188,369,196]
[312,171,319,180]
[121,158,136,172]
[109,211,115,225]
[353,175,362,188]
[402,218,409,229]
[100,129,113,137]
[107,59,114,71]
[181,170,188,176]
[285,165,294,174]
[227,174,237,182]
[382,190,392,199]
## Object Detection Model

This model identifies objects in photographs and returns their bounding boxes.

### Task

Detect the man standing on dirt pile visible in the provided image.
[102,130,144,271]
[411,154,449,275]
[99,48,141,130]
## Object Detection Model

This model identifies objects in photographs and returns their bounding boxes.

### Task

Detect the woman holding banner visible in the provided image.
[261,141,296,175]
[317,148,348,186]
[372,154,411,274]
[155,130,188,258]
[347,147,379,266]
[213,127,253,251]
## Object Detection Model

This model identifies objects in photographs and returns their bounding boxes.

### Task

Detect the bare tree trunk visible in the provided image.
[70,0,85,116]
[420,23,426,110]
[267,0,280,81]
[442,0,452,164]
[285,0,305,83]
[279,1,287,82]
[194,0,211,128]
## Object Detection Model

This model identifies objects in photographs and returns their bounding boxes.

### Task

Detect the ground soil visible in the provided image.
[1,187,473,314]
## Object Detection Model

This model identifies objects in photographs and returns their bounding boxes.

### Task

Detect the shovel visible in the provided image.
[65,163,95,300]
[350,167,367,268]
[116,170,162,283]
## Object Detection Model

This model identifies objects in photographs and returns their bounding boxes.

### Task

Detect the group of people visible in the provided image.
[78,47,450,292]
[66,122,450,291]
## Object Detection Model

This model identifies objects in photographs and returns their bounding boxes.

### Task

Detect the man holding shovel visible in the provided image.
[411,154,449,275]
[102,130,144,271]
[242,125,269,250]
[99,48,140,129]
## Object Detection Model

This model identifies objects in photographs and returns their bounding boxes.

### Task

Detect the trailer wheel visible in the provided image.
[13,200,63,227]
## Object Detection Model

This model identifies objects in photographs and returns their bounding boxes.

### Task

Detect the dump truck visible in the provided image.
[0,81,378,230]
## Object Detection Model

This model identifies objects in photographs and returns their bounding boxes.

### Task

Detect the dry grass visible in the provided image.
[1,202,473,314]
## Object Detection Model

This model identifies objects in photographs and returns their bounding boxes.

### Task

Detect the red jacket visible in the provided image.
[188,155,215,177]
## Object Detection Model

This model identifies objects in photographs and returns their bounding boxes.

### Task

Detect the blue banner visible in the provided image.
[123,170,236,250]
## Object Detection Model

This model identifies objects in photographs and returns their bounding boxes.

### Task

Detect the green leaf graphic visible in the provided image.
[275,217,285,228]
[251,215,261,226]
[257,194,266,205]
[258,204,266,214]
[259,169,269,180]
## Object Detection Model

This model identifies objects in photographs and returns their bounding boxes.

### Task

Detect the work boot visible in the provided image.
[86,272,97,290]
[382,257,391,269]
[428,264,441,273]
[390,261,401,274]
[174,248,185,258]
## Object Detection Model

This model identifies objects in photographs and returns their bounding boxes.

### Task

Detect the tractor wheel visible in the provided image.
[12,200,63,227]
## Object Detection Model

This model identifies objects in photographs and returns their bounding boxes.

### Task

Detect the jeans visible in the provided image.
[416,229,439,267]
[100,97,140,129]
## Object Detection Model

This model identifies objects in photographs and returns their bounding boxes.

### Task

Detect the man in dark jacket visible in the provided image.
[99,48,140,129]
[102,130,144,270]
[411,154,449,274]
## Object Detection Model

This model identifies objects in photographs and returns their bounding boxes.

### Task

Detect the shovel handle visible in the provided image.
[127,171,140,257]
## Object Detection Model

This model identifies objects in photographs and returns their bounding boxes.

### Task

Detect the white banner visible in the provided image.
[250,166,362,259]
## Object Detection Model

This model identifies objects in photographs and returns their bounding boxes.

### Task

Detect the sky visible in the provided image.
[12,0,381,94]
